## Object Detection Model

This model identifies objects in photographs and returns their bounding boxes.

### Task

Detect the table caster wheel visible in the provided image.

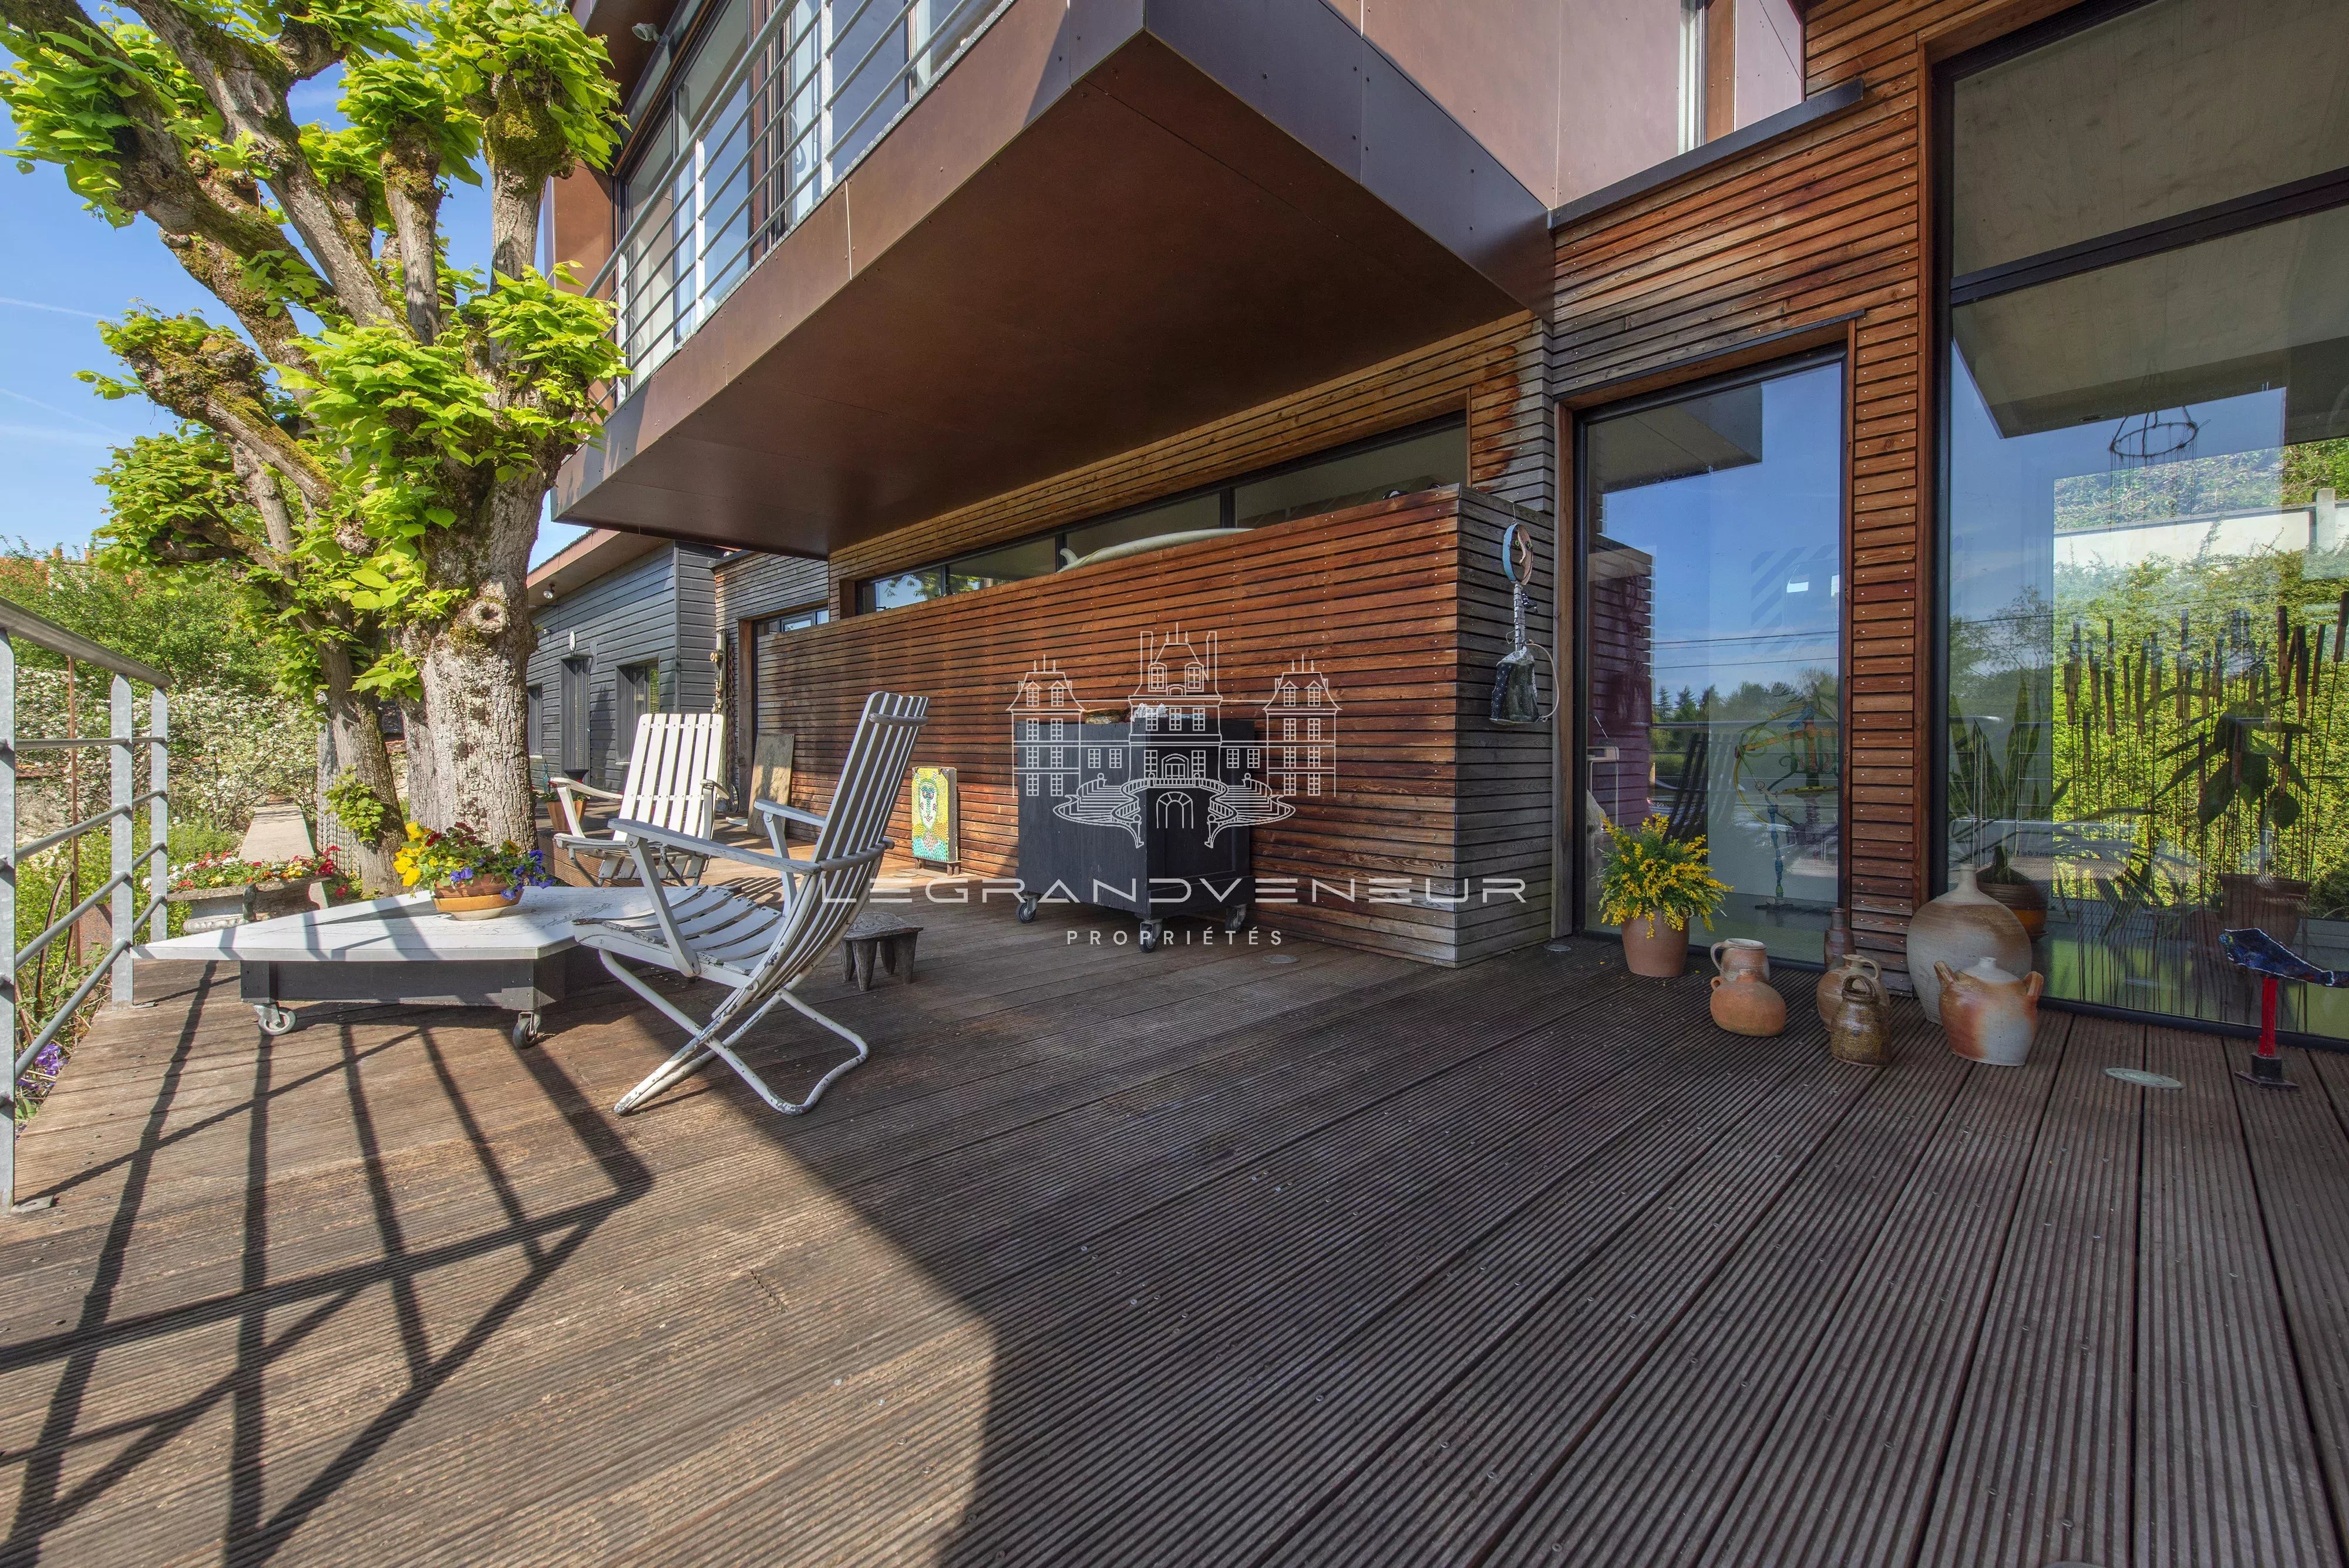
[1139,920,1163,952]
[511,1012,541,1048]
[1016,895,1039,924]
[254,1005,297,1037]
[1223,904,1250,934]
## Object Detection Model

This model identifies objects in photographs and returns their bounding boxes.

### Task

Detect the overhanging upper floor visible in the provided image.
[552,0,1552,557]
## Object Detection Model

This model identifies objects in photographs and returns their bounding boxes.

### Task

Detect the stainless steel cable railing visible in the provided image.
[2,598,170,1215]
[583,0,1009,401]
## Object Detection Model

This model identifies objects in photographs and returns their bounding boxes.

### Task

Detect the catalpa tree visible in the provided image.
[1,0,624,887]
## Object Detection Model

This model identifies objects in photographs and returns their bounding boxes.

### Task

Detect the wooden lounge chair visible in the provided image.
[575,692,930,1116]
[550,711,728,885]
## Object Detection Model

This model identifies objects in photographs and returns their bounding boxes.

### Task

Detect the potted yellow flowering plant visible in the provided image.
[394,822,553,921]
[1597,815,1729,977]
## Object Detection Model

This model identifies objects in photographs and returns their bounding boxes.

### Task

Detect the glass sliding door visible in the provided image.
[1940,0,2349,1038]
[1580,352,1847,961]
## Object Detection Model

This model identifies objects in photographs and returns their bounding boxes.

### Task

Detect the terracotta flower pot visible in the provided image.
[1937,958,2042,1067]
[435,877,522,921]
[1710,970,1786,1037]
[1618,913,1691,977]
[1906,866,2031,1025]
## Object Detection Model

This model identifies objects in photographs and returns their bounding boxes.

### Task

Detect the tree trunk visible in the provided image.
[318,642,406,896]
[403,486,539,846]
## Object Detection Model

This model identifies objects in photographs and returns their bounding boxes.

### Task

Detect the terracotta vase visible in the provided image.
[1936,958,2043,1067]
[1906,866,2031,1025]
[1619,913,1690,978]
[1826,970,1892,1065]
[1710,937,1770,983]
[1710,971,1787,1037]
[435,876,522,921]
[1818,953,1882,1026]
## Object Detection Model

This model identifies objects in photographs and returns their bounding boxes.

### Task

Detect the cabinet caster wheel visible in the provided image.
[1223,904,1250,934]
[1139,920,1163,953]
[1015,896,1039,924]
[254,1005,297,1037]
[511,1012,541,1047]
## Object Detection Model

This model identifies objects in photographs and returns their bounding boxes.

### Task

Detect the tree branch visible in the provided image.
[382,126,444,341]
[114,0,401,329]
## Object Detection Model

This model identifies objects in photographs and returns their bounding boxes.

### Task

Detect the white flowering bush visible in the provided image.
[11,669,315,836]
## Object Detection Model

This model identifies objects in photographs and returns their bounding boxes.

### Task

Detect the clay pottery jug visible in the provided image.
[1936,958,2043,1067]
[1822,908,1853,969]
[1976,844,2048,941]
[1827,971,1892,1065]
[1711,937,1770,984]
[1818,953,1882,1026]
[1620,913,1691,978]
[1710,970,1787,1037]
[1907,866,2031,1025]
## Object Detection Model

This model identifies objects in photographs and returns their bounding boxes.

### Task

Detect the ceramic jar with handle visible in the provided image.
[1936,958,2043,1067]
[1711,937,1770,983]
[1710,968,1787,1037]
[1818,953,1882,1026]
[1826,971,1892,1065]
[1906,866,2032,1025]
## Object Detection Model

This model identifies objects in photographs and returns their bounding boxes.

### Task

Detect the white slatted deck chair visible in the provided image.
[576,691,930,1116]
[550,711,728,885]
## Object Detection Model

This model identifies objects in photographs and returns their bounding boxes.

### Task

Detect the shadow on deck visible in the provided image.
[5,890,2349,1566]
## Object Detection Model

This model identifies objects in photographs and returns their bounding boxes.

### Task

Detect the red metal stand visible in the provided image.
[2240,974,2300,1090]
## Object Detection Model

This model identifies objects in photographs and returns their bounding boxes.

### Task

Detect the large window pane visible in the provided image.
[1945,204,2349,1036]
[1231,426,1465,529]
[1583,356,1845,961]
[1951,0,2349,276]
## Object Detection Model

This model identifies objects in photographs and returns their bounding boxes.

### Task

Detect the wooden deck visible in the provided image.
[6,890,2349,1566]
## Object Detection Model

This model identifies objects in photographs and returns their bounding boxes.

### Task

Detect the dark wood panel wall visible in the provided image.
[760,487,1553,964]
[1549,0,2029,981]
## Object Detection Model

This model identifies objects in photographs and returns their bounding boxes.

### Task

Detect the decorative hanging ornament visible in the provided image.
[1490,521,1557,726]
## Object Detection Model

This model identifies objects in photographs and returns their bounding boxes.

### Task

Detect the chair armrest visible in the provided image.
[549,775,624,803]
[607,817,788,872]
[753,799,829,831]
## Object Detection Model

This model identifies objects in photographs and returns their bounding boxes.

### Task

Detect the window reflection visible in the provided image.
[1945,207,2349,1036]
[1583,356,1845,962]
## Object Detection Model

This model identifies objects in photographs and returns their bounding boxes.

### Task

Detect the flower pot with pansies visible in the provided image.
[394,822,554,921]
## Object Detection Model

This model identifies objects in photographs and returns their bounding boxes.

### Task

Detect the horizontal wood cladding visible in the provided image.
[826,314,1552,613]
[759,487,1554,965]
[1552,0,1987,975]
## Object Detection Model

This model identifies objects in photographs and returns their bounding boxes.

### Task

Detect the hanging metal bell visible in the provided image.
[1492,646,1540,724]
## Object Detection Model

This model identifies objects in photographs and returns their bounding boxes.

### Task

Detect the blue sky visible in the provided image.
[0,88,585,566]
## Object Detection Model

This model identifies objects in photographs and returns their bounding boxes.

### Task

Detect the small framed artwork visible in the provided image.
[910,766,957,866]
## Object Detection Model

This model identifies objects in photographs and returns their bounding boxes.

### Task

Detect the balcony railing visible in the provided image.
[2,599,170,1215]
[584,0,1009,399]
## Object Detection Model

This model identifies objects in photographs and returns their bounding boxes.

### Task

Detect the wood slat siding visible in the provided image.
[758,487,1552,964]
[713,552,829,627]
[1550,0,2012,976]
[823,314,1553,618]
[526,544,723,789]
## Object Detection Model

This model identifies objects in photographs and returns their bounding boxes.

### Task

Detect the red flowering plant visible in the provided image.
[173,853,356,903]
[393,822,553,895]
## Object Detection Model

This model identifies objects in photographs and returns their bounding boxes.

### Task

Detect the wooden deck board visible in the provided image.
[1916,1015,2143,1568]
[5,897,2348,1566]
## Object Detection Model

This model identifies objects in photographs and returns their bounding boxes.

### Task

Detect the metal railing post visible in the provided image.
[1,629,15,1214]
[112,675,133,1006]
[150,689,168,942]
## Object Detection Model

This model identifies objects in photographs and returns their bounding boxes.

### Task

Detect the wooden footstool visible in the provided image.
[842,913,923,991]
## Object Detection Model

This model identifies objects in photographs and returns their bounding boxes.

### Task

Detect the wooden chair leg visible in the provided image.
[898,934,918,982]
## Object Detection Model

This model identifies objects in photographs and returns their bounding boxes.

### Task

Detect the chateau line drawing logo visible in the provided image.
[1009,628,1340,846]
